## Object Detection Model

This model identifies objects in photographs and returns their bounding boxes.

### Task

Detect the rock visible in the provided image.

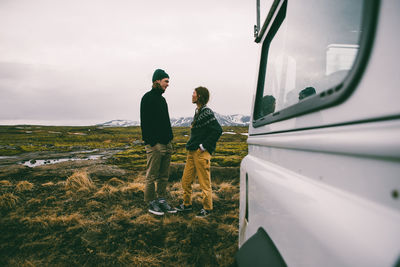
[133,140,144,145]
[86,164,127,179]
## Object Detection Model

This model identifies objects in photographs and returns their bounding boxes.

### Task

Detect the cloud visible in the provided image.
[0,0,258,125]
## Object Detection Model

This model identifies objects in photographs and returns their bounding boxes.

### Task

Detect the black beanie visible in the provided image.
[152,69,169,82]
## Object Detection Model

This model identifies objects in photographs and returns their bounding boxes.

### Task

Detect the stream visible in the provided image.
[0,148,122,168]
[22,155,103,167]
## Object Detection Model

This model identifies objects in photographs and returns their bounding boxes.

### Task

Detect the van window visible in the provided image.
[253,0,367,124]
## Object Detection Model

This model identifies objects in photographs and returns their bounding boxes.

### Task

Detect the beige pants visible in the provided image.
[144,143,172,202]
[181,149,213,210]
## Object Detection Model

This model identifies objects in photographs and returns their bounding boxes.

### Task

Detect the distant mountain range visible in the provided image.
[97,113,250,127]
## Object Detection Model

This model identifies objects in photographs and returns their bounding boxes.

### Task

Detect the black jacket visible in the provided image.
[140,87,173,146]
[186,106,222,154]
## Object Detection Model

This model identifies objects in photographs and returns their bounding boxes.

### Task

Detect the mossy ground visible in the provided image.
[0,125,247,266]
[0,125,247,169]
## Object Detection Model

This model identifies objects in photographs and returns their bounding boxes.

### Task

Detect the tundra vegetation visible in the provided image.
[0,125,247,266]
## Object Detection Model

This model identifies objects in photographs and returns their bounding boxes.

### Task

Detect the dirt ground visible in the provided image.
[0,159,239,266]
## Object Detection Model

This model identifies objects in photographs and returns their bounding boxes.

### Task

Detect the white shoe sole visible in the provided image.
[149,209,164,216]
[167,209,177,213]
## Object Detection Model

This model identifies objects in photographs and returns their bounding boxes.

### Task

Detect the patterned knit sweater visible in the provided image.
[186,105,222,154]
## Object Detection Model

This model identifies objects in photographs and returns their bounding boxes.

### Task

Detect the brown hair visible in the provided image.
[195,86,210,106]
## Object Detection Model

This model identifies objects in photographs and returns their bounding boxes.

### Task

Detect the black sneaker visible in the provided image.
[148,200,164,216]
[176,203,193,212]
[158,198,177,214]
[196,208,211,218]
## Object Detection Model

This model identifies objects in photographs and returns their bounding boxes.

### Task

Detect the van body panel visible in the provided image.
[239,0,400,266]
[240,154,400,267]
[247,119,400,209]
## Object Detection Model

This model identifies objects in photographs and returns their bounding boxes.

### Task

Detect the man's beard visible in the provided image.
[153,82,164,91]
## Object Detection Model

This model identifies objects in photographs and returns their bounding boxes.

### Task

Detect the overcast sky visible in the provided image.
[0,0,264,126]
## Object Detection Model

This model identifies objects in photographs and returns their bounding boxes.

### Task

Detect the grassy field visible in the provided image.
[0,125,248,169]
[0,125,248,266]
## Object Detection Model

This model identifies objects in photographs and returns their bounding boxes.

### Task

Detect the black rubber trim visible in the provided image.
[235,227,287,267]
[245,173,249,222]
[252,0,380,129]
[253,0,287,123]
[255,0,282,43]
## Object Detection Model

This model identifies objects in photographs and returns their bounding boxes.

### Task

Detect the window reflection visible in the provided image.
[299,87,316,101]
[254,0,363,120]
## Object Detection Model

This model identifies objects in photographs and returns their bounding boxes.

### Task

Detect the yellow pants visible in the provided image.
[181,149,213,210]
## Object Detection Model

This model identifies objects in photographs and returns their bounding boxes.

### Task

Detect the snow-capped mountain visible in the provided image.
[97,113,250,127]
[214,113,250,126]
[169,114,250,127]
[170,117,193,127]
[97,119,140,127]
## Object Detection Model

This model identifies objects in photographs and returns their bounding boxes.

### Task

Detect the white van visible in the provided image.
[237,1,400,266]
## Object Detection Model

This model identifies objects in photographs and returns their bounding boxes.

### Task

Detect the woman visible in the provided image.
[176,86,222,218]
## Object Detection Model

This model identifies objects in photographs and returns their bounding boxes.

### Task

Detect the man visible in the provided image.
[140,69,176,215]
[176,86,222,218]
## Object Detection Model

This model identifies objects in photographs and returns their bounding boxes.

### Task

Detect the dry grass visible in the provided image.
[120,182,145,194]
[107,177,125,187]
[94,184,120,199]
[212,192,220,202]
[108,206,135,224]
[231,192,240,201]
[134,174,147,183]
[7,258,44,267]
[21,213,90,231]
[65,170,95,192]
[218,182,236,194]
[117,250,163,266]
[218,223,238,236]
[41,181,55,187]
[169,182,183,198]
[132,214,160,226]
[0,125,244,266]
[1,165,239,266]
[15,181,34,192]
[0,193,19,210]
[26,198,41,207]
[0,180,12,186]
[56,180,67,187]
[162,214,182,226]
[87,200,105,211]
